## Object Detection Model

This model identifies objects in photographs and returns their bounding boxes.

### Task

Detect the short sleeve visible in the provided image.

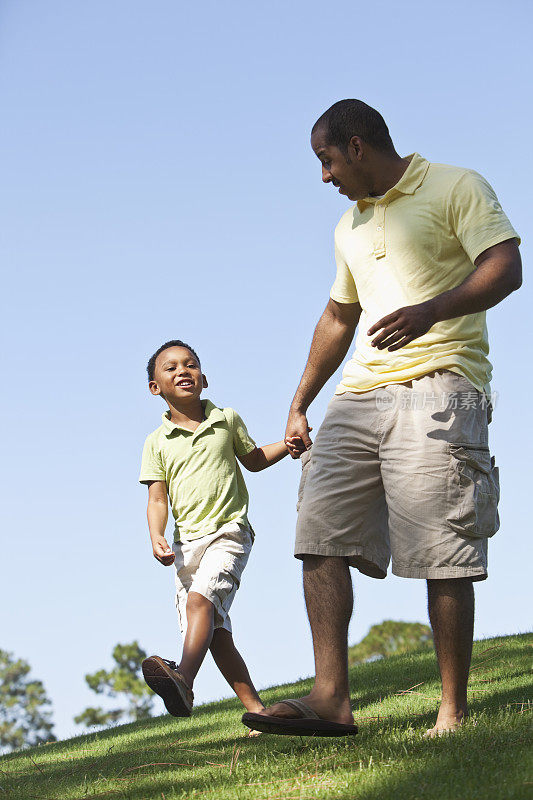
[139,434,166,484]
[227,409,256,457]
[448,171,520,264]
[330,232,359,304]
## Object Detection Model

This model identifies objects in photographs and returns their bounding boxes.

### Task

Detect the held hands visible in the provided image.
[152,536,175,566]
[367,300,438,352]
[285,408,313,459]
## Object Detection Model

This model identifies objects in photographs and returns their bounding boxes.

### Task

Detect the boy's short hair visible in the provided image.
[147,340,201,382]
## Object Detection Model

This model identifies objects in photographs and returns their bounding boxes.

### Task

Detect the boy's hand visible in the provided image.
[285,435,309,458]
[152,537,175,566]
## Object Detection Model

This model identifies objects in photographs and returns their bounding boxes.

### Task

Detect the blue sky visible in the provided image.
[0,0,530,741]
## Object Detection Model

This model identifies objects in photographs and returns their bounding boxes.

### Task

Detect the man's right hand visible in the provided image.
[282,298,359,459]
[152,537,175,566]
[285,407,313,458]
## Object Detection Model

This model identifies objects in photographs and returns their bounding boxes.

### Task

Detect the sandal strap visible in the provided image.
[280,698,320,720]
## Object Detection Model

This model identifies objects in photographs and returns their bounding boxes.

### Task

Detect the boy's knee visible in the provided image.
[186,590,215,614]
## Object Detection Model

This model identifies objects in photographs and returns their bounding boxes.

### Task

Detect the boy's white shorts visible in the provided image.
[172,521,253,635]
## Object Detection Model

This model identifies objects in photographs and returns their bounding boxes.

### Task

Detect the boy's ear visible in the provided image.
[202,374,208,388]
[148,380,161,396]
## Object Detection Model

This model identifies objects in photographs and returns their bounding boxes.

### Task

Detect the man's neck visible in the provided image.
[368,153,411,197]
[167,398,206,430]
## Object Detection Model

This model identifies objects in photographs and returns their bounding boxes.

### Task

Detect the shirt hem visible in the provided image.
[139,475,165,484]
[174,514,250,543]
[469,229,520,264]
[335,361,490,395]
[235,443,257,457]
[330,290,359,304]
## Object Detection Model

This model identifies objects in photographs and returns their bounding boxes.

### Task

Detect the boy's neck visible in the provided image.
[167,397,206,430]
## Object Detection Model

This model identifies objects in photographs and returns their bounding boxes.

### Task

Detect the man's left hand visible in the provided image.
[367,300,438,351]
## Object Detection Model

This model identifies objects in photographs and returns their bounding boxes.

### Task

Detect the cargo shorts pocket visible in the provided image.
[206,544,250,617]
[218,529,253,590]
[446,443,500,538]
[219,555,244,590]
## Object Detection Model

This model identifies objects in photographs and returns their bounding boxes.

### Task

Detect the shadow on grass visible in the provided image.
[4,698,530,800]
[347,639,531,710]
[1,635,530,800]
[351,725,531,800]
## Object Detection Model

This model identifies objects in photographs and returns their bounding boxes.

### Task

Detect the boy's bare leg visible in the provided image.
[426,577,474,735]
[262,555,354,724]
[177,591,215,688]
[210,628,264,713]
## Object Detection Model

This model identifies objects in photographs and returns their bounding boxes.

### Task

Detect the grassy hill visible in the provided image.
[1,633,531,800]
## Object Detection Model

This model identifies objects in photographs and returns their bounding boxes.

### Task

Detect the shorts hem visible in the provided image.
[294,542,387,579]
[177,586,234,635]
[392,564,488,581]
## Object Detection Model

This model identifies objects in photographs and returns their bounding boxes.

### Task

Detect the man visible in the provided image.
[242,99,521,738]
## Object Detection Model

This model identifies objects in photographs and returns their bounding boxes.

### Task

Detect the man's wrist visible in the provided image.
[289,401,309,415]
[427,294,446,324]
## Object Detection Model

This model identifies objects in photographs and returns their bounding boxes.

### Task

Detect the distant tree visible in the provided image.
[0,649,55,751]
[348,620,433,666]
[74,641,154,729]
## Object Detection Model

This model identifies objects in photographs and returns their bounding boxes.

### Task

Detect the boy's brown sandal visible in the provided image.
[142,656,194,717]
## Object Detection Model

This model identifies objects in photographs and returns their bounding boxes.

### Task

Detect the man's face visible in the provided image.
[149,346,207,405]
[311,127,370,201]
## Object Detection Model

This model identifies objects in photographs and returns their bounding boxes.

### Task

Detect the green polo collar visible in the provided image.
[357,153,430,211]
[162,399,225,437]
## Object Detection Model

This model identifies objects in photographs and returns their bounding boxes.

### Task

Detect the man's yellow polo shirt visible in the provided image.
[331,153,520,394]
[139,399,256,542]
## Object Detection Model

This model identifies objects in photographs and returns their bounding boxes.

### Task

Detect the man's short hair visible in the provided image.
[312,99,394,154]
[147,340,201,382]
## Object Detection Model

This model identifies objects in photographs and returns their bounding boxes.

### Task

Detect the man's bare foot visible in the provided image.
[424,705,466,737]
[259,693,354,725]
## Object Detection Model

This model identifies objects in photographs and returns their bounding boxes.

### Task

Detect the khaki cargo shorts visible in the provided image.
[295,370,499,581]
[173,521,253,635]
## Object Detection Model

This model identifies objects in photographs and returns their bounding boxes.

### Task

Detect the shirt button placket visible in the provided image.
[373,203,386,259]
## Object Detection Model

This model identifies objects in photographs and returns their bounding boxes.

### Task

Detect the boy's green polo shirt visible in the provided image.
[139,400,256,542]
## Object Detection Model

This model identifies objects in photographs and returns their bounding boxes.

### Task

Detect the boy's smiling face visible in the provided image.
[149,346,207,406]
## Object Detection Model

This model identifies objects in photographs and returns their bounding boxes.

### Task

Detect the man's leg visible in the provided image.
[210,628,264,713]
[427,577,474,734]
[264,555,354,724]
[177,591,215,688]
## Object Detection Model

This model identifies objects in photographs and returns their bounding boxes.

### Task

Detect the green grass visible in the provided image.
[1,633,531,800]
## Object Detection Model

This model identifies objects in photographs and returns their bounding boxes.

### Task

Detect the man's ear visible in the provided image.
[348,135,364,161]
[148,380,161,396]
[202,374,208,388]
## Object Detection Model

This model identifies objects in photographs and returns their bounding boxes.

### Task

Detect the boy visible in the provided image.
[139,339,303,720]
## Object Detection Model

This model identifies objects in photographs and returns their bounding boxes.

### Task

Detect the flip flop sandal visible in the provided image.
[142,656,194,717]
[242,698,358,737]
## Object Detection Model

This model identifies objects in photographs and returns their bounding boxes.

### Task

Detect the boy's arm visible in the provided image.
[146,481,175,565]
[238,440,304,472]
[230,408,306,472]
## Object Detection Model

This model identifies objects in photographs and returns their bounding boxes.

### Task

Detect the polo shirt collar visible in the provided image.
[162,399,225,436]
[357,153,430,211]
